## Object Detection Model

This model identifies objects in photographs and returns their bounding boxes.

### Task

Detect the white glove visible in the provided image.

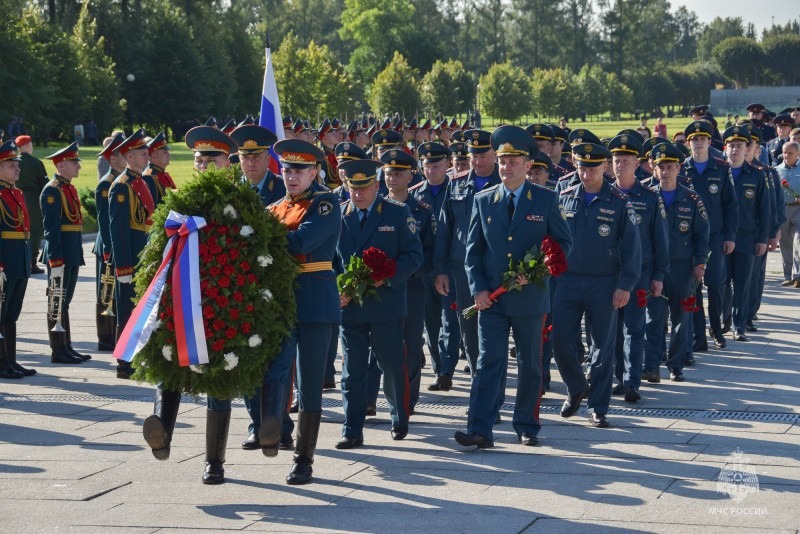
[117,275,133,284]
[50,266,64,279]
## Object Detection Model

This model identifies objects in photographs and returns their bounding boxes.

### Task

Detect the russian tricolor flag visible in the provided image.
[259,47,284,175]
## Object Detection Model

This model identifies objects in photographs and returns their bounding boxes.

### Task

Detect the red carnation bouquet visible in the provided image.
[337,246,397,306]
[462,236,567,319]
[635,288,668,308]
[781,179,800,200]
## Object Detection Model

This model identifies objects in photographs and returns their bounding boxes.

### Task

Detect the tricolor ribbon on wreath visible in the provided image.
[114,211,208,367]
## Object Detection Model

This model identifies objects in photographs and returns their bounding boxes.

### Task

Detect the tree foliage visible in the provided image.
[479,62,530,123]
[420,59,474,117]
[368,52,421,117]
[713,36,764,88]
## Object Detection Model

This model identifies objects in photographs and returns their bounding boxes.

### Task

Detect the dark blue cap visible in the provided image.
[417,142,451,161]
[525,123,554,141]
[339,159,382,189]
[46,141,81,164]
[572,143,611,167]
[334,142,368,161]
[722,125,751,144]
[491,125,538,158]
[380,148,417,170]
[547,124,568,142]
[230,125,278,155]
[531,151,553,173]
[185,126,237,156]
[684,120,714,140]
[464,129,492,154]
[568,128,601,146]
[205,116,218,127]
[450,131,467,143]
[273,138,324,168]
[371,129,403,147]
[738,122,763,143]
[616,128,645,145]
[449,142,468,159]
[608,134,643,157]
[650,142,685,165]
[642,136,670,158]
[0,141,21,163]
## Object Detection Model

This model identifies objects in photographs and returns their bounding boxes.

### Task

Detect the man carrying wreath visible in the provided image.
[453,126,572,449]
[335,158,423,449]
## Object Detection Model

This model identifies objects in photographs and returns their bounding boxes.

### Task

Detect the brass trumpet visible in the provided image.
[48,275,66,333]
[99,262,116,317]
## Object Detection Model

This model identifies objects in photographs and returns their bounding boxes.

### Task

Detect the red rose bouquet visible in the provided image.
[781,179,800,200]
[337,246,397,306]
[462,236,567,319]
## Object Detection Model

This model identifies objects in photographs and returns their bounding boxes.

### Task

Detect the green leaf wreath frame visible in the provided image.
[130,166,297,399]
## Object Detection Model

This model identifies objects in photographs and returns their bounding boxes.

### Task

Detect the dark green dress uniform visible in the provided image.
[109,131,155,378]
[17,145,48,267]
[142,132,177,207]
[552,143,641,427]
[41,142,88,364]
[0,141,34,378]
[434,130,501,376]
[683,120,738,348]
[336,160,423,447]
[644,143,710,380]
[92,132,124,351]
[455,126,573,447]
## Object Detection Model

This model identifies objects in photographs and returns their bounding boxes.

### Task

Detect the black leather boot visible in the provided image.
[142,387,182,460]
[64,311,91,361]
[115,326,134,379]
[96,303,116,351]
[4,323,35,376]
[258,383,287,458]
[0,329,23,379]
[48,317,81,364]
[286,411,321,485]
[202,409,231,485]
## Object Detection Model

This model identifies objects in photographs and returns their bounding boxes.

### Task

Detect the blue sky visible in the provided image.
[670,0,800,33]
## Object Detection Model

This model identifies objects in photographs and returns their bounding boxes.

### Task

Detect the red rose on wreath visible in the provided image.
[233,291,244,302]
[218,276,231,288]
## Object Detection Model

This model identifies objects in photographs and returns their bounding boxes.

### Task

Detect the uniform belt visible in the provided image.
[298,261,333,273]
[130,223,152,232]
[787,201,800,207]
[60,224,82,232]
[0,231,30,239]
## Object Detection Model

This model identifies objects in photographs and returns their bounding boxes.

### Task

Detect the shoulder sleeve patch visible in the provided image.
[46,195,55,204]
[101,190,109,198]
[318,200,333,216]
[117,193,126,203]
[407,216,416,234]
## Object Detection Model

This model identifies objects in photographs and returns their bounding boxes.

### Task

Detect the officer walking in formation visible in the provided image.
[0,141,35,378]
[454,126,572,449]
[41,142,90,365]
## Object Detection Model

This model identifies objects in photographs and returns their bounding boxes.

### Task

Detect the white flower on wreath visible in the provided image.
[262,289,273,302]
[257,255,273,267]
[223,352,239,371]
[248,335,262,348]
[190,365,205,374]
[153,319,163,330]
[162,345,173,361]
[223,204,238,219]
[240,225,254,237]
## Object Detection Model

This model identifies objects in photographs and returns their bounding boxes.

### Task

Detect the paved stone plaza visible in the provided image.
[1,242,798,533]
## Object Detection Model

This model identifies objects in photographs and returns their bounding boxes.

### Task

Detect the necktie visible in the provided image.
[508,192,516,221]
[359,208,368,229]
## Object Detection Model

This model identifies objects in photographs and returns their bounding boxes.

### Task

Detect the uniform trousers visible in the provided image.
[644,259,694,373]
[341,319,409,438]
[452,265,479,373]
[552,273,618,415]
[423,273,460,377]
[725,237,756,333]
[614,264,653,390]
[1,277,27,323]
[468,309,544,441]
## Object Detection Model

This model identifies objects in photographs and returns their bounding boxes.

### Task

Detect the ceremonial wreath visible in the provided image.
[119,167,297,399]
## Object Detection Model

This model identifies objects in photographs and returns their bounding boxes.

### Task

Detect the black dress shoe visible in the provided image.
[202,460,225,484]
[97,341,115,351]
[692,340,708,352]
[560,387,588,418]
[323,378,337,390]
[641,369,661,383]
[51,351,82,364]
[712,333,727,349]
[509,346,516,359]
[685,355,695,366]
[335,436,363,450]
[519,433,538,446]
[589,413,609,428]
[670,370,685,382]
[453,431,493,449]
[735,331,748,342]
[611,383,625,396]
[286,462,313,485]
[30,264,45,275]
[463,364,471,374]
[279,432,294,450]
[624,387,641,403]
[241,433,260,450]
[721,317,732,334]
[752,314,759,321]
[745,321,758,332]
[439,374,452,391]
[391,427,408,440]
[365,404,377,417]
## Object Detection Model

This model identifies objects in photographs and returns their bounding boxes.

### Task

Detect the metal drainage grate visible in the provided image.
[2,393,798,423]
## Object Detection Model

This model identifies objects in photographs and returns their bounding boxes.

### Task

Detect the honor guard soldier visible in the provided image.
[93,132,125,351]
[188,125,237,172]
[142,132,176,207]
[335,159,423,449]
[253,139,342,485]
[552,143,641,428]
[412,142,461,391]
[367,148,436,413]
[454,126,572,449]
[318,119,342,189]
[109,129,155,378]
[41,142,90,364]
[230,125,285,205]
[720,126,770,342]
[683,120,738,350]
[15,135,48,274]
[435,130,501,377]
[0,141,35,378]
[644,143,709,382]
[608,134,669,400]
